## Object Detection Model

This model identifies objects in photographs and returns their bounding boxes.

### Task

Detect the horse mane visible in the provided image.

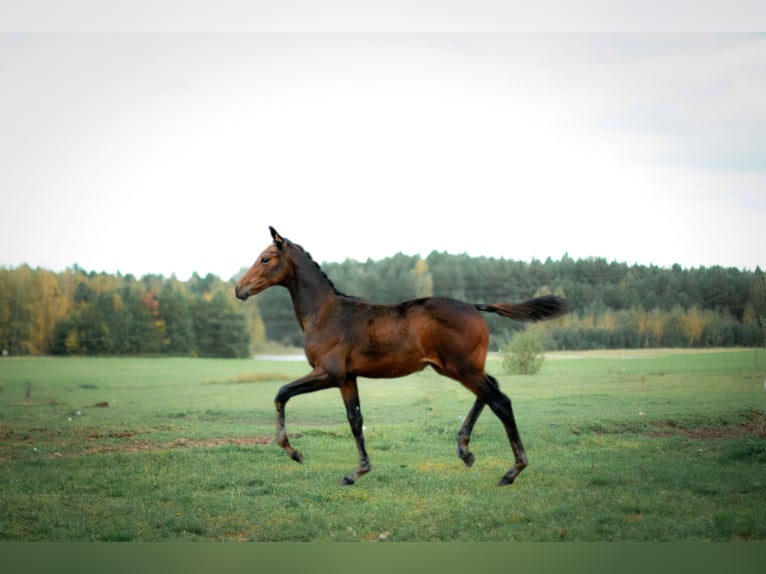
[290,241,356,299]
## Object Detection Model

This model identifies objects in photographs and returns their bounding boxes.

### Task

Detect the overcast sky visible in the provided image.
[1,32,764,279]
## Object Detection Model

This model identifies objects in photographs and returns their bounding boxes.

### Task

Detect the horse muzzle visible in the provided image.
[234,284,250,301]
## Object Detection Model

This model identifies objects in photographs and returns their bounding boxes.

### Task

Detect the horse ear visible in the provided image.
[269,226,284,249]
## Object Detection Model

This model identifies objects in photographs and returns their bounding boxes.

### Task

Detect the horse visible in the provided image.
[235,227,568,487]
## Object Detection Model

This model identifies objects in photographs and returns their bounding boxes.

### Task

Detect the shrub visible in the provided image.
[502,330,545,375]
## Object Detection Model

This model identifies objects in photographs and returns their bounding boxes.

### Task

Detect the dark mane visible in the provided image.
[291,241,356,299]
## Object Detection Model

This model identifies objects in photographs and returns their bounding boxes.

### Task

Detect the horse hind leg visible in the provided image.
[457,399,485,467]
[475,373,528,486]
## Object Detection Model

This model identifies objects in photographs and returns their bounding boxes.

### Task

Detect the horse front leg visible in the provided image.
[274,369,339,464]
[339,378,371,486]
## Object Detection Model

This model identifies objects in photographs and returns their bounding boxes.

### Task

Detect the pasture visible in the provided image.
[0,350,764,541]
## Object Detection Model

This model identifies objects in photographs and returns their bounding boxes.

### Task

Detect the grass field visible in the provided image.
[1,349,764,541]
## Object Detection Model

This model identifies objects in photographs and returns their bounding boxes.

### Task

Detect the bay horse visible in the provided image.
[235,227,568,487]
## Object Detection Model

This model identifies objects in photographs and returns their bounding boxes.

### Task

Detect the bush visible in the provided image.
[502,330,545,375]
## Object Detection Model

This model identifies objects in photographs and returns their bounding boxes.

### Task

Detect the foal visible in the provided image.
[235,227,568,486]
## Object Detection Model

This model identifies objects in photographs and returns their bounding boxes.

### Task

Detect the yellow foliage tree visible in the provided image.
[682,305,708,347]
[412,257,434,298]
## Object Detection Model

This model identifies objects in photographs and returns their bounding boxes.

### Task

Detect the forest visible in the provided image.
[1,253,764,357]
[0,266,263,358]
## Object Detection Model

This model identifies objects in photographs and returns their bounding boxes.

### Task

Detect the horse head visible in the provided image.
[235,226,293,301]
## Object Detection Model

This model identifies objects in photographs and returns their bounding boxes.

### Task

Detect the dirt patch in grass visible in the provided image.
[646,411,765,440]
[647,423,764,440]
[83,435,278,454]
[201,372,290,385]
[0,420,295,460]
[582,410,766,440]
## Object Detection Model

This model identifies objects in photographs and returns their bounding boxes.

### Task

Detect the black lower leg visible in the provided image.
[457,399,485,467]
[482,375,527,486]
[340,380,371,486]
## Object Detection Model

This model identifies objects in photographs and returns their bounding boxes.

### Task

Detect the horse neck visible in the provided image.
[283,251,339,332]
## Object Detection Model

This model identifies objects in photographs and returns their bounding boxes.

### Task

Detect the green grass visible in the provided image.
[1,350,764,541]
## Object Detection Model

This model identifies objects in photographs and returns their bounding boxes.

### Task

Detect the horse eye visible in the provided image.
[261,257,270,264]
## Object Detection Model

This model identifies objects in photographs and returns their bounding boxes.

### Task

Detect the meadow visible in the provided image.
[1,349,764,541]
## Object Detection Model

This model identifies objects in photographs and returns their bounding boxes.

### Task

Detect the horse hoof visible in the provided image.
[497,475,515,487]
[340,476,355,486]
[291,450,304,464]
[462,452,475,468]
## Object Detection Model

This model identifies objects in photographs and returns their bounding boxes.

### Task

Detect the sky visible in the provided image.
[1,30,765,280]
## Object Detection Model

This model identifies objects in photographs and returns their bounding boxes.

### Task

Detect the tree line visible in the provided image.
[257,252,766,351]
[1,254,764,357]
[0,266,264,358]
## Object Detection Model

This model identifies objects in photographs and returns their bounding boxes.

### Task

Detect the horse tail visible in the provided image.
[475,295,568,323]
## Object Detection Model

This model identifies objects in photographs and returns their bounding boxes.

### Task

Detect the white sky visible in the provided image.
[1,30,765,279]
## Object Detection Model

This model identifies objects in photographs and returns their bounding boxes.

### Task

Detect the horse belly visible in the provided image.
[349,332,428,379]
[352,356,428,379]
